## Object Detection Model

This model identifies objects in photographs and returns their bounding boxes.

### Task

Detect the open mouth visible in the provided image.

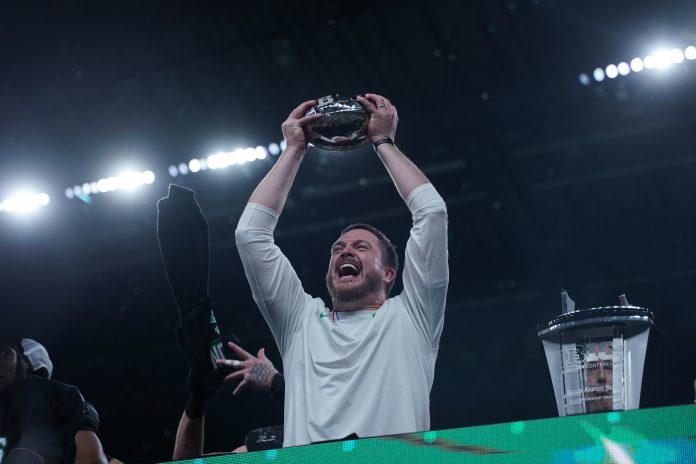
[336,261,361,281]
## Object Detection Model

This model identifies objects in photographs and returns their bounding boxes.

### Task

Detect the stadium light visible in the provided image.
[179,146,269,176]
[630,57,644,72]
[1,192,50,213]
[686,46,696,60]
[593,67,605,82]
[653,49,671,68]
[66,170,156,200]
[268,142,281,155]
[189,159,201,173]
[643,55,656,69]
[48,138,281,207]
[581,44,696,85]
[617,62,630,76]
[670,48,684,64]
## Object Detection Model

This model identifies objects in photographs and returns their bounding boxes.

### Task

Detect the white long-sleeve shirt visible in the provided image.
[235,183,449,447]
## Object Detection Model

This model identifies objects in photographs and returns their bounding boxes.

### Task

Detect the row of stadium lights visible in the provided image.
[4,42,694,211]
[579,46,696,85]
[167,143,283,177]
[64,170,157,200]
[0,193,51,213]
[0,141,285,214]
[4,43,695,214]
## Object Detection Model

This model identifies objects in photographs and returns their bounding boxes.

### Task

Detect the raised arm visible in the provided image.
[356,94,448,348]
[356,94,429,200]
[236,102,322,353]
[248,100,322,214]
[172,409,205,460]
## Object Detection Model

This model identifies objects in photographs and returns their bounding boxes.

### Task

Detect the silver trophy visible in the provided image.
[538,291,656,416]
[306,95,370,151]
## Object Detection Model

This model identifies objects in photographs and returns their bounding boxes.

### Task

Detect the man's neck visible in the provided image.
[331,293,386,312]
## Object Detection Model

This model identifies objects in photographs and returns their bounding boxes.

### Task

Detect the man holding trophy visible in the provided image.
[234,93,449,446]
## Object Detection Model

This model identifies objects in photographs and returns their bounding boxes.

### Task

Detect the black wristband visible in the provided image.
[372,137,394,151]
[185,393,207,419]
[269,373,284,401]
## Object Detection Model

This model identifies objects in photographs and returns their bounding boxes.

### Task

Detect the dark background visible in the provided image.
[1,1,695,462]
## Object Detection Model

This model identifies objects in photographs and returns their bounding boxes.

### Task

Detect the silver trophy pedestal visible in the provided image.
[538,301,655,416]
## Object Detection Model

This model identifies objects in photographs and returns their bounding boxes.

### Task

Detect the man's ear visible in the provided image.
[383,267,396,285]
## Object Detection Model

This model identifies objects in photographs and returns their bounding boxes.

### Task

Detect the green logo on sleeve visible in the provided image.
[320,312,328,319]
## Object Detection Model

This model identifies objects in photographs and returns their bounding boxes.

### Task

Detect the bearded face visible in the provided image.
[325,229,389,306]
[326,262,383,303]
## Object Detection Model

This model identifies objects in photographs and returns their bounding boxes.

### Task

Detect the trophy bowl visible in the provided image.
[306,95,370,151]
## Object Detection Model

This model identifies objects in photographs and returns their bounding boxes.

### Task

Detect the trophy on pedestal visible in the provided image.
[538,291,656,416]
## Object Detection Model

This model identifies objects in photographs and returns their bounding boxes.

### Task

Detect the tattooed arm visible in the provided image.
[216,342,280,395]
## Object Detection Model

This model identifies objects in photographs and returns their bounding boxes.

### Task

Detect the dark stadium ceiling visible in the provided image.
[1,0,693,188]
[1,1,696,462]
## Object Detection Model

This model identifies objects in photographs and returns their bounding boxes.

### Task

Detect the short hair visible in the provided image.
[340,223,399,294]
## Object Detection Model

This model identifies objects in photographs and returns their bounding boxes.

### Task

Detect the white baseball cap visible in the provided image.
[21,338,54,379]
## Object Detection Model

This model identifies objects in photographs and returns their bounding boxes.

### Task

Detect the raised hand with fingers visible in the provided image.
[281,100,323,153]
[356,93,398,143]
[216,342,279,395]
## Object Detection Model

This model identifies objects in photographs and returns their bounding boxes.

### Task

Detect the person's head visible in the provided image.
[325,223,398,309]
[584,344,614,412]
[0,342,29,393]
